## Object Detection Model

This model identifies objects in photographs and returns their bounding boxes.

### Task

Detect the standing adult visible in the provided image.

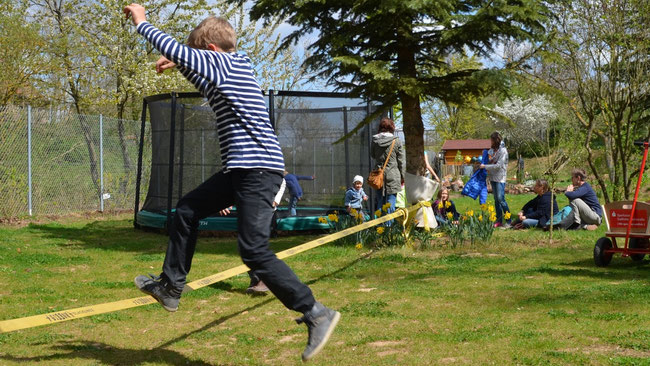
[370,117,405,223]
[480,131,511,228]
[558,168,602,230]
[424,151,441,182]
[284,171,315,216]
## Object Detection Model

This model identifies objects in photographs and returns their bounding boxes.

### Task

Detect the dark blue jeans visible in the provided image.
[289,195,299,216]
[376,192,397,226]
[490,181,511,224]
[161,169,315,313]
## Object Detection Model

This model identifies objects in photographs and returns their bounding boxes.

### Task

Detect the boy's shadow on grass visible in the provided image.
[0,253,369,366]
[0,340,217,366]
[25,220,307,256]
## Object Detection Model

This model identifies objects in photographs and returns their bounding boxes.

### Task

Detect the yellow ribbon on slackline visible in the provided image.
[419,200,432,232]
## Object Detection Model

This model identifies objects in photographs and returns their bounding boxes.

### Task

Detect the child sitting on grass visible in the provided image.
[433,188,460,225]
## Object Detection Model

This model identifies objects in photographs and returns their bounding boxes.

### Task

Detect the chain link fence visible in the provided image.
[1,102,448,220]
[0,105,150,218]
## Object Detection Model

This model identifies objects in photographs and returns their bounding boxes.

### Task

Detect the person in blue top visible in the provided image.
[123,5,339,361]
[512,179,559,229]
[284,171,315,216]
[558,168,602,230]
[344,175,369,220]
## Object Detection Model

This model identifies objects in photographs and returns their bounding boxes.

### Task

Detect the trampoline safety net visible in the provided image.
[136,91,385,231]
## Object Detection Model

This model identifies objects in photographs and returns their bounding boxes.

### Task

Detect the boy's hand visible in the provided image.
[123,3,146,26]
[156,56,176,73]
[218,206,233,216]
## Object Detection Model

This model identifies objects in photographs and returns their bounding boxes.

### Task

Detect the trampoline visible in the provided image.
[134,91,385,232]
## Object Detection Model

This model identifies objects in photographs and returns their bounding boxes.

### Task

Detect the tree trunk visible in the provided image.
[396,20,425,176]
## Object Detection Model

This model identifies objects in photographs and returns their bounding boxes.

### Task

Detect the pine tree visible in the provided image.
[236,0,551,173]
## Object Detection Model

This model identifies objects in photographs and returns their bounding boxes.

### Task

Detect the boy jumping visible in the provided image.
[123,4,340,361]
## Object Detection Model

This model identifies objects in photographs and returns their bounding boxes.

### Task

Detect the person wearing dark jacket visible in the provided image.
[515,179,559,228]
[284,171,315,216]
[558,168,602,230]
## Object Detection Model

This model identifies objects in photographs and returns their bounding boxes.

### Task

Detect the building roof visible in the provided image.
[441,139,491,151]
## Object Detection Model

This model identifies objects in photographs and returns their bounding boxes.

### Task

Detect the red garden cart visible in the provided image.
[594,139,650,266]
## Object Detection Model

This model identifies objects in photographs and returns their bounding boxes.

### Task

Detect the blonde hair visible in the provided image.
[187,16,236,52]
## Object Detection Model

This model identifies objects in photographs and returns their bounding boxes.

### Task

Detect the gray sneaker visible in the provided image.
[134,274,181,312]
[295,302,341,362]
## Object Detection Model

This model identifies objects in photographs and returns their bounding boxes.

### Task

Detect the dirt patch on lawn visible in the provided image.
[368,340,405,347]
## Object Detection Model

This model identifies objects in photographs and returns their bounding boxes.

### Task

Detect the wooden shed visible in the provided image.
[440,139,492,165]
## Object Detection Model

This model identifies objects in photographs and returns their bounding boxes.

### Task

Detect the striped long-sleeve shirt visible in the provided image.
[136,22,284,172]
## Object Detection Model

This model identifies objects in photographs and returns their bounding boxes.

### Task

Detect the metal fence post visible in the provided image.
[343,107,350,186]
[99,114,104,212]
[366,101,375,215]
[27,106,32,216]
[201,128,205,182]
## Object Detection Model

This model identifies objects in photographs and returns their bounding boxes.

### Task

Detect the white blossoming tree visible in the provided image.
[492,94,556,156]
[491,94,557,182]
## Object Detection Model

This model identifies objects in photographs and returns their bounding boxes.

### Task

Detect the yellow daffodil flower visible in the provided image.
[328,214,338,222]
[489,213,497,222]
[467,210,474,217]
[376,227,385,234]
[355,242,363,250]
[375,209,381,217]
[480,203,488,211]
[488,205,495,213]
[478,215,483,222]
[445,201,451,209]
[446,212,453,220]
[318,217,327,224]
[438,201,443,210]
[504,211,511,220]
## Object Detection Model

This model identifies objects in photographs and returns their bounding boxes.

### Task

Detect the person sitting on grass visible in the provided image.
[558,168,602,230]
[345,175,369,221]
[433,188,459,225]
[512,179,559,229]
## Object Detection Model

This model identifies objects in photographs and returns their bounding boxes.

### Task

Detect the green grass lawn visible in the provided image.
[0,194,649,366]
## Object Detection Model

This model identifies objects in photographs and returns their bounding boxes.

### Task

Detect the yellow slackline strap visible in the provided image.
[0,203,425,334]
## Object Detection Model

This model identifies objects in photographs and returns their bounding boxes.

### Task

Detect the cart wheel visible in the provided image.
[594,237,613,267]
[628,238,646,262]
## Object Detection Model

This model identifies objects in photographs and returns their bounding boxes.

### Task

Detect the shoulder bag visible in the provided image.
[367,139,397,190]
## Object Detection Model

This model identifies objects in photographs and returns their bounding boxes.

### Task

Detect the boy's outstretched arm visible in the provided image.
[123,3,146,26]
[123,7,232,88]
